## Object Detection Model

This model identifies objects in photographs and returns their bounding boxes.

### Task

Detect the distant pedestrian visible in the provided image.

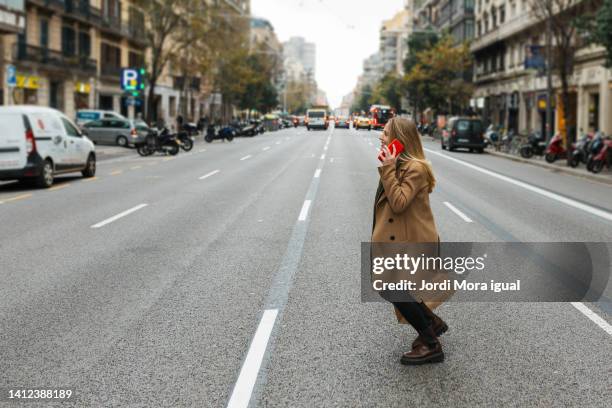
[372,117,449,365]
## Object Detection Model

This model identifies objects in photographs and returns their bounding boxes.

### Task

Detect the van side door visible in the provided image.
[28,112,71,169]
[61,116,88,167]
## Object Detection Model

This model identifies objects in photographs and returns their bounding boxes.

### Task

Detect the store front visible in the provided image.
[74,81,91,111]
[13,74,40,104]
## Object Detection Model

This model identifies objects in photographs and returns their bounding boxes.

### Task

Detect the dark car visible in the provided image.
[441,117,486,153]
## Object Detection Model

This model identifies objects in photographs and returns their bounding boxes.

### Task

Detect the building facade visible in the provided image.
[380,8,412,75]
[283,36,315,78]
[471,0,612,138]
[413,0,475,44]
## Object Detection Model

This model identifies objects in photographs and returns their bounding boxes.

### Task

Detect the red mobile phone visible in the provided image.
[378,139,405,162]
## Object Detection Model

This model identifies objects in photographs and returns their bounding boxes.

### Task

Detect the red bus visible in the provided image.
[369,105,396,130]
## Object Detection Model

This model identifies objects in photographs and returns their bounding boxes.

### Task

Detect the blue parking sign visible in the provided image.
[6,65,16,87]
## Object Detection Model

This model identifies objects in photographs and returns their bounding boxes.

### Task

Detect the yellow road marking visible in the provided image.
[110,170,123,176]
[48,184,69,192]
[131,166,142,170]
[162,157,175,162]
[0,193,32,204]
[83,177,98,182]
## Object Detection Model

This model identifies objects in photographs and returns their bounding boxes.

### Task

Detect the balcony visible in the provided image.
[0,0,25,34]
[14,42,97,75]
[471,12,538,53]
[63,0,102,25]
[27,0,65,13]
[100,64,121,78]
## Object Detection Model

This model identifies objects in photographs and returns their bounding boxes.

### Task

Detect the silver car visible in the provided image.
[83,119,151,147]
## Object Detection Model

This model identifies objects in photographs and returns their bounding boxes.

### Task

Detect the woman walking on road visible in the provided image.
[372,117,449,365]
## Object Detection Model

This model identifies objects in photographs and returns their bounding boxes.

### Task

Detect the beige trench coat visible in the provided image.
[371,159,450,323]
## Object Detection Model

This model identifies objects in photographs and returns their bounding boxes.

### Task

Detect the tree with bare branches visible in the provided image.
[528,0,595,158]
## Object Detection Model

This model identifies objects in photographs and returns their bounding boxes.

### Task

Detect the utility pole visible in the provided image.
[545,0,553,142]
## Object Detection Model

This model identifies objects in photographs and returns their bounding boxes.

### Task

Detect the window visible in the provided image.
[101,43,121,68]
[85,120,104,128]
[62,118,81,137]
[39,19,49,49]
[62,26,76,56]
[128,51,144,69]
[499,5,505,24]
[79,32,91,57]
[109,120,130,129]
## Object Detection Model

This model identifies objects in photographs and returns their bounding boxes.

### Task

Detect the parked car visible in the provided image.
[75,109,126,127]
[441,117,486,153]
[0,106,96,188]
[83,118,152,147]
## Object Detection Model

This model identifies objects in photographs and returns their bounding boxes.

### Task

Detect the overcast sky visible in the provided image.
[251,0,406,109]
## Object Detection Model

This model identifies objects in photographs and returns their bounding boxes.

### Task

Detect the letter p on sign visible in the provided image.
[121,69,140,91]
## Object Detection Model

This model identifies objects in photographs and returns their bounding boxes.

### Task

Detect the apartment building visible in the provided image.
[471,0,612,138]
[0,0,26,105]
[380,8,412,75]
[413,0,475,44]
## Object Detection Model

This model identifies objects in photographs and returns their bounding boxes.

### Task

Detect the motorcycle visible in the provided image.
[586,133,611,173]
[519,131,547,158]
[136,128,180,156]
[205,124,235,143]
[569,131,594,168]
[544,132,567,163]
[181,122,199,137]
[485,124,501,149]
[177,131,194,151]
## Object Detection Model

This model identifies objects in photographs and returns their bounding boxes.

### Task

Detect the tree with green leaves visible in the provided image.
[403,36,473,117]
[371,73,404,112]
[134,0,187,124]
[576,0,612,67]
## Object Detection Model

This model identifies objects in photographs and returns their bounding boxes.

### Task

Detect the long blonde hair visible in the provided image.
[387,117,436,193]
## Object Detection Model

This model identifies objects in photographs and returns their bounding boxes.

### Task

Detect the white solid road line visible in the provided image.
[199,170,220,180]
[444,201,473,223]
[226,309,279,408]
[91,204,148,229]
[571,302,612,336]
[314,169,322,178]
[240,155,252,161]
[298,200,312,221]
[425,149,612,222]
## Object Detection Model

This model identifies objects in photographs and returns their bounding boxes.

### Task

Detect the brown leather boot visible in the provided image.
[411,302,448,349]
[401,326,444,366]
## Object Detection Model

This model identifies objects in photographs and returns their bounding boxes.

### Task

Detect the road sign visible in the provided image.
[6,65,16,88]
[121,68,146,92]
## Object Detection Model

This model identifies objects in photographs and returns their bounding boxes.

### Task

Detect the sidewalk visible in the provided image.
[424,135,612,186]
[486,149,612,186]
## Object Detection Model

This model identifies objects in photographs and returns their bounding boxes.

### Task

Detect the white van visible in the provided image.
[306,109,328,131]
[0,106,96,188]
[76,109,126,127]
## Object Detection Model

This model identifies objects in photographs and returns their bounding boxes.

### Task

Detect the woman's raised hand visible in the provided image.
[379,144,397,167]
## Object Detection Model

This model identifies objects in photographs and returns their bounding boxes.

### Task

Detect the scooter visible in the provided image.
[136,128,180,156]
[181,122,199,137]
[204,124,235,143]
[519,131,547,158]
[569,131,594,168]
[177,131,194,151]
[544,132,568,163]
[485,125,501,149]
[586,133,611,173]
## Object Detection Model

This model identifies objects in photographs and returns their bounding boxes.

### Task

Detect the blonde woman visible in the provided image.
[372,117,448,365]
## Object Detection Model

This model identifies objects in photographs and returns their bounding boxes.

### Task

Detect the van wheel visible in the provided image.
[116,136,128,147]
[82,154,96,178]
[36,159,54,188]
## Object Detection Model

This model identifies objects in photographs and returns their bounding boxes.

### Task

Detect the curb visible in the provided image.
[423,135,612,186]
[486,150,612,186]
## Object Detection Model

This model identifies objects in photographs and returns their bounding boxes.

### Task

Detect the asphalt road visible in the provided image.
[0,127,610,407]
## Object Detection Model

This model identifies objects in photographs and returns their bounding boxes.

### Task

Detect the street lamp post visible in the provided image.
[545,0,554,142]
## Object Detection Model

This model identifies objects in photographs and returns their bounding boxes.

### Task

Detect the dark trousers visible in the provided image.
[392,301,431,332]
